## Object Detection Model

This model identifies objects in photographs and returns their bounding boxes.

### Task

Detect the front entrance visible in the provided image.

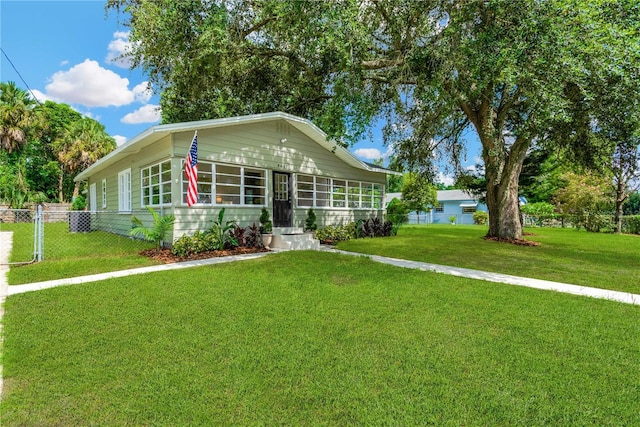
[273,171,293,227]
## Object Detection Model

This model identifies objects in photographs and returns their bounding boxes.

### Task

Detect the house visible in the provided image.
[385,189,487,225]
[75,112,393,248]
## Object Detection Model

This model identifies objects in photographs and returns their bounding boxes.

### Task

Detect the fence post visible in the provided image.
[36,204,44,262]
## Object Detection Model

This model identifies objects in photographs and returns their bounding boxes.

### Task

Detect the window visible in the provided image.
[101,179,107,208]
[348,181,361,208]
[462,206,477,214]
[141,160,172,207]
[118,169,131,212]
[295,175,384,210]
[434,203,444,213]
[181,161,266,206]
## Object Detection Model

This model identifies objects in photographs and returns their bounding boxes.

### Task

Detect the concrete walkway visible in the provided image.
[0,231,13,403]
[0,234,638,305]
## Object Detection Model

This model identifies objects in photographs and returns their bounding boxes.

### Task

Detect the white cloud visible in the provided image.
[437,172,455,186]
[121,104,161,124]
[60,60,69,66]
[132,82,152,104]
[353,146,394,161]
[113,135,128,146]
[45,59,134,107]
[354,148,383,160]
[29,89,51,103]
[106,31,135,68]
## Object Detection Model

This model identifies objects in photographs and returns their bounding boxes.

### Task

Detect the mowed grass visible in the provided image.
[2,251,640,425]
[1,222,159,285]
[338,225,640,294]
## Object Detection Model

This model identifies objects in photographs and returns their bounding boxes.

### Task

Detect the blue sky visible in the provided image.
[1,0,478,183]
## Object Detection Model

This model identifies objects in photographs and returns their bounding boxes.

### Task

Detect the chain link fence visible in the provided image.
[0,206,158,265]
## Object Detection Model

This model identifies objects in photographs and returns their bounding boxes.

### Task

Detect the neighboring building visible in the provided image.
[385,189,487,225]
[75,112,394,246]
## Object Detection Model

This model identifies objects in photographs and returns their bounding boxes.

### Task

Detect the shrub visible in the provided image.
[315,223,356,244]
[620,215,640,235]
[386,198,409,226]
[473,210,488,225]
[245,223,262,248]
[304,208,317,232]
[171,231,219,257]
[259,207,272,234]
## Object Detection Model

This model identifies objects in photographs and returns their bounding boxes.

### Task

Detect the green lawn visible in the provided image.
[2,251,639,425]
[2,222,159,285]
[338,225,640,294]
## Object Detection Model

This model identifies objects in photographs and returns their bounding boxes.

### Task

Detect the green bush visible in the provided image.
[621,215,640,235]
[472,210,488,225]
[315,223,356,244]
[171,231,220,257]
[386,198,409,224]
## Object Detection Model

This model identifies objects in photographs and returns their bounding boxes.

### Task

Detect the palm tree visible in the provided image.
[0,82,37,153]
[55,117,116,200]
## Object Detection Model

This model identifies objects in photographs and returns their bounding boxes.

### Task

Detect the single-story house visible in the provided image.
[75,112,395,245]
[386,189,487,225]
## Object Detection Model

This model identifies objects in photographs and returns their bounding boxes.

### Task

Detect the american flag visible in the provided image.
[185,131,198,206]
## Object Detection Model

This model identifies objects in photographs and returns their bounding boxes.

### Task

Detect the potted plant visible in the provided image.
[69,195,91,232]
[449,215,457,225]
[259,207,273,249]
[304,208,317,235]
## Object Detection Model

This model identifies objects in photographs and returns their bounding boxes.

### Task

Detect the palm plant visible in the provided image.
[0,82,38,154]
[130,206,176,250]
[209,207,238,250]
[54,117,116,200]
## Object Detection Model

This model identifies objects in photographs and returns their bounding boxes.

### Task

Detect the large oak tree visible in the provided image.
[109,0,639,239]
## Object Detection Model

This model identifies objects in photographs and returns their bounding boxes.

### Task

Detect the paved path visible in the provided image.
[1,235,638,306]
[0,231,13,403]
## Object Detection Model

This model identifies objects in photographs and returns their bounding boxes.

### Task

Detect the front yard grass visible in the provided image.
[2,251,639,425]
[2,222,159,285]
[338,225,640,294]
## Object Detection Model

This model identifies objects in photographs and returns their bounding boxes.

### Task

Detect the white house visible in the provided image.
[75,112,396,248]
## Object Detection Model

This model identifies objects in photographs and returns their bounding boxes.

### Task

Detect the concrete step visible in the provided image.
[270,232,320,250]
[273,227,304,235]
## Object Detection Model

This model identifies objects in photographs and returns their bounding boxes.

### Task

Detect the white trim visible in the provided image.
[89,183,97,212]
[118,168,132,212]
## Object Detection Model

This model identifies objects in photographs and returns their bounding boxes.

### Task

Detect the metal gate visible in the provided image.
[0,206,44,265]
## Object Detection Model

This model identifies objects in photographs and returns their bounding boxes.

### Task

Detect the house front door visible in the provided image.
[273,171,292,227]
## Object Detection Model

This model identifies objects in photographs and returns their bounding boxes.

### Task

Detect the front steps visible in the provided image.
[270,227,320,250]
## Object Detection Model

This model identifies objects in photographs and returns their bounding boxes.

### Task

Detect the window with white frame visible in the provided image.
[434,203,444,213]
[462,206,477,214]
[181,161,266,206]
[142,160,172,207]
[118,168,131,212]
[296,175,384,209]
[101,179,107,208]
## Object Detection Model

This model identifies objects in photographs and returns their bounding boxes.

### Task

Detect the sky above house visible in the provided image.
[1,0,479,183]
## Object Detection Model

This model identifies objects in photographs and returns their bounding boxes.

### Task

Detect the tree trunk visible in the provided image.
[72,181,81,200]
[58,169,65,203]
[482,136,530,241]
[614,177,626,233]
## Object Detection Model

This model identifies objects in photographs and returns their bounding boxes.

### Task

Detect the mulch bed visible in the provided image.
[139,247,270,264]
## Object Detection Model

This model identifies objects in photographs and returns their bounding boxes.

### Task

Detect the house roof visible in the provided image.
[436,189,478,201]
[75,112,398,181]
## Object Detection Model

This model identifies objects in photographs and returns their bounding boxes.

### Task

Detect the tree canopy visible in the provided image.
[108,0,640,239]
[0,84,116,205]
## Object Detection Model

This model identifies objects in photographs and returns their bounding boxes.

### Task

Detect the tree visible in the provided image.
[401,172,437,224]
[108,0,639,240]
[54,117,116,200]
[554,172,614,232]
[0,82,39,154]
